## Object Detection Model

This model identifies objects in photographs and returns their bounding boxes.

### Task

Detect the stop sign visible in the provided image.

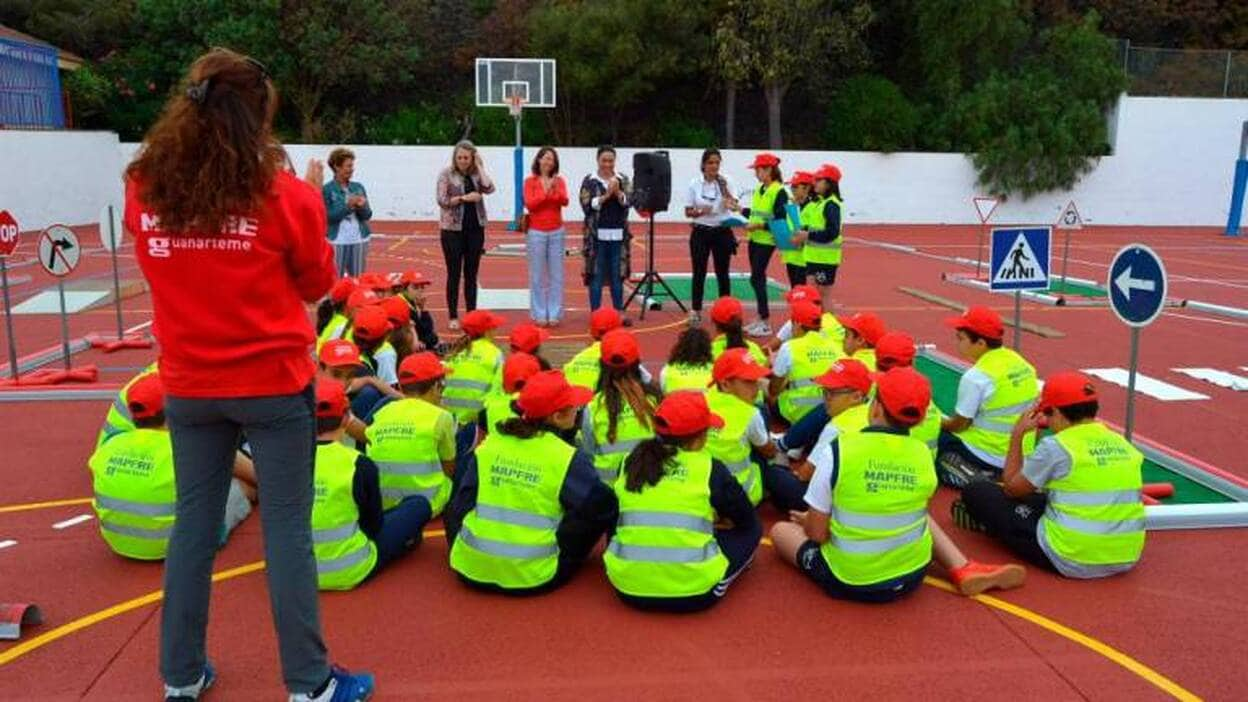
[0,210,18,257]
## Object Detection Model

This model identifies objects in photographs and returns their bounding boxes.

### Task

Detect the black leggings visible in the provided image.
[747,241,775,320]
[441,226,485,320]
[959,481,1057,571]
[785,263,807,287]
[689,225,735,311]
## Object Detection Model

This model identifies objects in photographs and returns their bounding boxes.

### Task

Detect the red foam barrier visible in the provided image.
[0,603,43,640]
[1142,494,1161,506]
[1143,482,1175,499]
[92,337,154,353]
[0,365,100,386]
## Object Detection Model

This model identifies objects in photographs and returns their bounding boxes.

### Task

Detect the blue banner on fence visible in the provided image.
[0,37,65,128]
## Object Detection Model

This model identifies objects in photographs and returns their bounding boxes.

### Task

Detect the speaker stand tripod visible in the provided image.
[623,213,686,320]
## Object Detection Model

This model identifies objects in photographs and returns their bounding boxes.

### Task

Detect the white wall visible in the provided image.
[0,130,124,231]
[23,96,1248,229]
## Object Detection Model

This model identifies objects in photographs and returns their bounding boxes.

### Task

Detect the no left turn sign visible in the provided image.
[38,225,80,277]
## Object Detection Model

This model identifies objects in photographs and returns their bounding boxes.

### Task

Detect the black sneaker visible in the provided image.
[950,499,988,533]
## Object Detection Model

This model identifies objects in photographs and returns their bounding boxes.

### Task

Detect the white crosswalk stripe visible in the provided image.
[1082,368,1209,401]
[1173,368,1248,392]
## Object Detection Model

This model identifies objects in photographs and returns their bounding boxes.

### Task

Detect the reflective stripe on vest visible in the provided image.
[619,510,714,533]
[381,486,439,502]
[374,460,441,476]
[590,393,655,484]
[778,332,839,423]
[705,389,764,506]
[100,520,172,540]
[365,397,453,514]
[311,442,378,590]
[597,438,644,456]
[606,540,722,563]
[1047,488,1141,507]
[476,503,561,530]
[803,194,843,265]
[89,428,176,560]
[443,339,502,422]
[316,543,376,574]
[94,493,176,518]
[446,378,492,392]
[747,181,783,245]
[1043,508,1145,535]
[458,525,559,560]
[827,520,927,554]
[829,506,927,531]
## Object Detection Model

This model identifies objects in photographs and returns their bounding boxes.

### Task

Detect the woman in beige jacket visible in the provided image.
[436,140,496,329]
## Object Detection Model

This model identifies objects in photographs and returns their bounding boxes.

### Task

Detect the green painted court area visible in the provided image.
[1046,278,1107,298]
[636,273,788,302]
[913,356,1232,505]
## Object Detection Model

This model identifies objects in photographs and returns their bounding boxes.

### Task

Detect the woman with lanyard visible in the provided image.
[604,391,761,612]
[124,48,372,701]
[436,140,495,330]
[684,148,740,324]
[523,146,569,328]
[580,145,633,321]
[323,148,373,277]
[740,153,789,337]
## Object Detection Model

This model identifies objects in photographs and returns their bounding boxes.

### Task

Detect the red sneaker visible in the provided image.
[949,561,1026,596]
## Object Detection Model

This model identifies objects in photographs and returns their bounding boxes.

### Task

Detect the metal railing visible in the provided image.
[1120,40,1248,98]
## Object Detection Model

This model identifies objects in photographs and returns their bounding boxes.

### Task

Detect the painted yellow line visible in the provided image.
[0,561,265,666]
[0,527,1200,701]
[0,497,93,514]
[921,576,1200,701]
[385,236,411,254]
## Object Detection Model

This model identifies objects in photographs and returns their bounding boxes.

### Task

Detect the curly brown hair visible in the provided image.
[126,48,283,236]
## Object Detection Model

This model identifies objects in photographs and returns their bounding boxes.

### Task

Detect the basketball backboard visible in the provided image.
[475,58,556,108]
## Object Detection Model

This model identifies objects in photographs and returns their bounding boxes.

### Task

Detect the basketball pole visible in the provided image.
[1225,120,1247,237]
[510,99,523,231]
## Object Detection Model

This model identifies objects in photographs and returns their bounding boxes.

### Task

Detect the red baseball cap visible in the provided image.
[711,347,771,384]
[710,296,744,325]
[398,270,431,287]
[600,329,641,368]
[319,339,362,368]
[590,307,623,339]
[788,170,815,187]
[654,391,724,437]
[127,373,165,420]
[748,152,781,169]
[517,370,594,420]
[785,284,820,305]
[359,272,392,291]
[399,352,449,385]
[1039,371,1098,411]
[379,296,411,327]
[791,300,823,329]
[503,352,542,394]
[461,310,505,337]
[315,378,350,419]
[814,164,842,183]
[839,311,887,346]
[875,331,916,369]
[329,277,356,304]
[509,322,550,354]
[351,305,393,342]
[944,306,1004,341]
[814,358,872,394]
[346,288,380,311]
[871,367,932,426]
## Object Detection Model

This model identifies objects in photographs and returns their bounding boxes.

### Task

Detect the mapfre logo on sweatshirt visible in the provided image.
[140,212,259,259]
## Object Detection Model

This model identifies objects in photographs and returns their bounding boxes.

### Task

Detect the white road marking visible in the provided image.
[52,514,94,530]
[0,540,16,550]
[1174,368,1248,391]
[1081,368,1210,401]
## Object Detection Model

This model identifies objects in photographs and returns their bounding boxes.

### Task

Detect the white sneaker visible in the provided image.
[746,320,771,337]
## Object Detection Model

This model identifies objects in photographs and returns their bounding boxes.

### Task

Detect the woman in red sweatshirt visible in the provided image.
[123,48,373,701]
[523,146,569,327]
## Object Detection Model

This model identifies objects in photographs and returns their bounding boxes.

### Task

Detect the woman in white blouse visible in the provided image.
[684,148,740,324]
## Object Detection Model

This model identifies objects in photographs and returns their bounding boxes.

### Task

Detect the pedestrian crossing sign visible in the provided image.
[989,227,1051,292]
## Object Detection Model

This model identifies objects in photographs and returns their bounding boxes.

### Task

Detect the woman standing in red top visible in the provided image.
[124,49,373,701]
[523,146,569,327]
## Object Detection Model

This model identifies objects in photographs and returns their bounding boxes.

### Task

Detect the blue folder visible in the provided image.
[769,203,803,250]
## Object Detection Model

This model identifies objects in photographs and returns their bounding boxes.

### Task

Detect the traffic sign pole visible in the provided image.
[1060,230,1071,288]
[56,279,71,370]
[1,257,17,381]
[976,228,985,278]
[107,206,124,339]
[1013,291,1022,351]
[1125,327,1140,440]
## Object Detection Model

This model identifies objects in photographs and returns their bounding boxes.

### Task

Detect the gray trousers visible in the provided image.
[161,385,329,693]
[334,240,369,278]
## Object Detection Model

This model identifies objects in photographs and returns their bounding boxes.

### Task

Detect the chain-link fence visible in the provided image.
[1119,40,1248,98]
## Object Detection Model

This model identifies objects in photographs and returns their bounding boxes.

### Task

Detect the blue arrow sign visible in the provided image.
[989,227,1051,292]
[1107,244,1167,327]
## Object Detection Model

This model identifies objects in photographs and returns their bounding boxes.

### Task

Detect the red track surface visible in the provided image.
[1,222,1246,700]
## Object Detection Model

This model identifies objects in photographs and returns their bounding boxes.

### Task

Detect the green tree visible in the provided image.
[823,74,918,152]
[528,0,710,144]
[711,0,754,148]
[954,12,1127,197]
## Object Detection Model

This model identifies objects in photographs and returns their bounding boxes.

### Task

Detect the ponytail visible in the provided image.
[717,318,747,352]
[623,436,678,492]
[598,363,656,444]
[497,412,549,439]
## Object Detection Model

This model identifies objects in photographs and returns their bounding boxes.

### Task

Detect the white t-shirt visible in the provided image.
[744,409,770,447]
[335,213,362,245]
[590,174,627,241]
[686,175,737,227]
[772,341,795,377]
[803,433,840,514]
[775,320,794,343]
[373,346,398,386]
[953,366,1002,466]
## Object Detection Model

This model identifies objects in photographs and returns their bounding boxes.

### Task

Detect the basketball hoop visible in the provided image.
[507,94,525,119]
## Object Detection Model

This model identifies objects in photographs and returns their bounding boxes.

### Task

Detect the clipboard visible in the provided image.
[769,203,804,250]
